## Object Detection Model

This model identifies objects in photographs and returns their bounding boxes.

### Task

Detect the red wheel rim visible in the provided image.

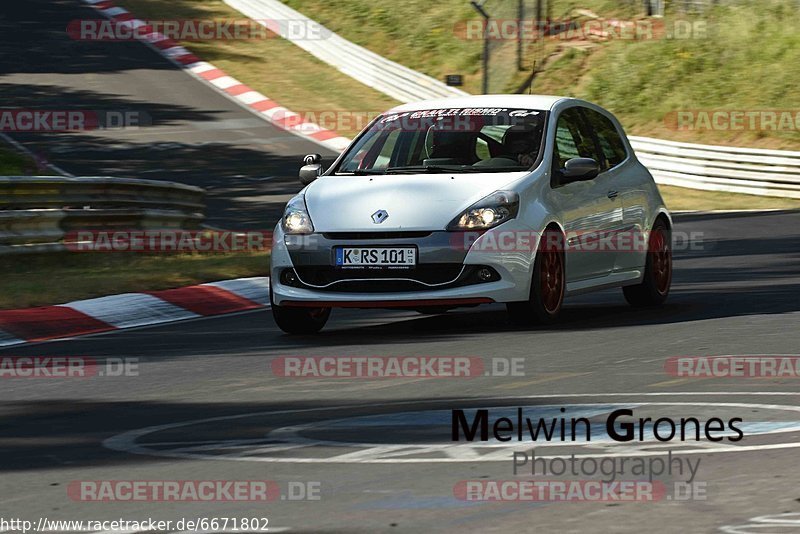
[650,227,672,295]
[540,232,564,314]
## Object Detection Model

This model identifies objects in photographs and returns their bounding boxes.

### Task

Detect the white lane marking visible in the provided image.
[104,393,800,464]
[258,402,800,461]
[63,293,199,329]
[749,514,800,525]
[721,513,800,533]
[203,277,270,306]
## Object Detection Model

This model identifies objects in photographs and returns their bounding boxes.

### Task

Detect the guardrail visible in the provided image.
[630,136,800,199]
[224,1,800,199]
[224,0,468,103]
[0,177,205,255]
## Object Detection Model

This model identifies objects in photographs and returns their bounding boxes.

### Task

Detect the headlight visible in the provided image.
[281,194,314,234]
[447,191,519,231]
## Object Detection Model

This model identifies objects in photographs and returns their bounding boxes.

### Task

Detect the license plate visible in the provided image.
[335,247,417,267]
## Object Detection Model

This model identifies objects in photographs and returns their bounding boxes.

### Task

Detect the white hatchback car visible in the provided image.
[270,95,672,334]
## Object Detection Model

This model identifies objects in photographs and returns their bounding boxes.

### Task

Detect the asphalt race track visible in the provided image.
[1,211,799,533]
[0,0,336,229]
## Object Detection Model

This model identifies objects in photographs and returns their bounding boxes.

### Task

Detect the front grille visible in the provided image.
[322,231,432,240]
[291,264,494,293]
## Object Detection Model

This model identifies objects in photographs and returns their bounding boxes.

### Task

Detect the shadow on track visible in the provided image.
[0,395,590,472]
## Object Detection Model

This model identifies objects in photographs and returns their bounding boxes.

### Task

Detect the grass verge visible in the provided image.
[0,251,269,310]
[115,0,800,150]
[284,0,800,150]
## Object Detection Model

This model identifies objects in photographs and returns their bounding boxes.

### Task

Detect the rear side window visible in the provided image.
[553,108,599,169]
[583,108,628,169]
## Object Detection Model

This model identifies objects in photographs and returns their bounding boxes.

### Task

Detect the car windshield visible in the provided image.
[335,108,548,175]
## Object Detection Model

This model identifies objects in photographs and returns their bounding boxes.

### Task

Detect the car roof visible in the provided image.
[388,94,573,113]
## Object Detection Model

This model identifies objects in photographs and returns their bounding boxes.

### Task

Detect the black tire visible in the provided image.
[270,283,330,334]
[507,228,565,326]
[623,219,672,307]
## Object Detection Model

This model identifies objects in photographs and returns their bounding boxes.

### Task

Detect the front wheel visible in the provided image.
[623,219,672,307]
[270,283,330,334]
[507,228,565,326]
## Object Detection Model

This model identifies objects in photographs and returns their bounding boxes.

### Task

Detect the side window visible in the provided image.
[583,108,628,169]
[553,108,598,170]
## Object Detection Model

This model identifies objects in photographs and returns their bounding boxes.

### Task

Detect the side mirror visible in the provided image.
[299,154,324,186]
[560,158,600,184]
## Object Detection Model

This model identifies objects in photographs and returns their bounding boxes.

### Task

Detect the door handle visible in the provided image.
[607,190,619,199]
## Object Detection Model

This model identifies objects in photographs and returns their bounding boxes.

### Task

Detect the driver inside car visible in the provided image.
[502,124,541,167]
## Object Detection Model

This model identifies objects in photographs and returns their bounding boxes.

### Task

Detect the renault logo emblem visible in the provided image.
[371,210,389,224]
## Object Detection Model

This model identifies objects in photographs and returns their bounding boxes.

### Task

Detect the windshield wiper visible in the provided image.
[386,165,525,174]
[386,165,480,174]
[336,169,386,175]
[339,165,529,176]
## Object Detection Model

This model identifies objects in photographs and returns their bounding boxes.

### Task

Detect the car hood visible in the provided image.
[304,173,525,232]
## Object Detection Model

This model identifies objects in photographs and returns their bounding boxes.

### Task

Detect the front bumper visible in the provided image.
[270,223,536,307]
